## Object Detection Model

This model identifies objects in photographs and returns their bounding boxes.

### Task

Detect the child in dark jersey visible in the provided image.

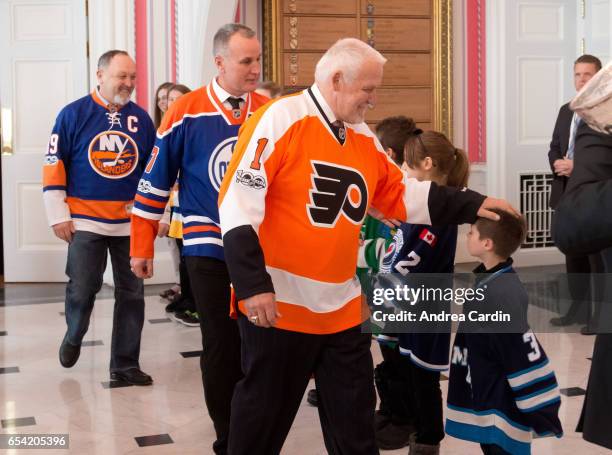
[446,210,563,454]
[373,130,470,455]
[358,116,417,280]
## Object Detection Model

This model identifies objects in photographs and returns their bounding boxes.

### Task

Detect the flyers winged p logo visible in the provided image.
[307,161,369,227]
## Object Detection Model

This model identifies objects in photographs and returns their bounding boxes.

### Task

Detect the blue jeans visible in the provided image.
[64,231,144,372]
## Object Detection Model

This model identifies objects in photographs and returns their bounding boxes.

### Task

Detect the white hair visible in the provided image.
[314,38,387,85]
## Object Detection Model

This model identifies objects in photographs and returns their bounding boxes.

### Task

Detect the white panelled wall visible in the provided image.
[0,0,89,281]
[87,0,136,91]
[485,0,611,267]
[175,0,238,92]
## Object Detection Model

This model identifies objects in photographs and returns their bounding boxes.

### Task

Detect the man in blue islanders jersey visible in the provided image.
[129,24,268,454]
[43,50,155,385]
[446,210,563,455]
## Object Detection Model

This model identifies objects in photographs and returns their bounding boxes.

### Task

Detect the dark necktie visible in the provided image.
[331,120,346,144]
[227,97,243,110]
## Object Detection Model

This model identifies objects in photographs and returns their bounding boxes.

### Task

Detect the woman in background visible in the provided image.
[158,84,198,326]
[153,82,173,129]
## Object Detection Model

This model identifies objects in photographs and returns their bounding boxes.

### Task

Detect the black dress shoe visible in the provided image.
[111,368,153,386]
[306,388,318,407]
[375,421,415,450]
[550,316,575,326]
[59,336,81,368]
[580,326,596,336]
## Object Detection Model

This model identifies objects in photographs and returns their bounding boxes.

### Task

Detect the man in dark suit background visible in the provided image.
[548,54,602,333]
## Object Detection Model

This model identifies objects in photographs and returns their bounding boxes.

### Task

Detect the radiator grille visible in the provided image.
[520,173,554,249]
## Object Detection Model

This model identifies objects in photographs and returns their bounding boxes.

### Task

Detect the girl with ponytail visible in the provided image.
[373,130,469,455]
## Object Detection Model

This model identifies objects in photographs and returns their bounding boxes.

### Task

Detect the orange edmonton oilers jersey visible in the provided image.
[130,80,269,260]
[42,90,155,236]
[219,84,485,335]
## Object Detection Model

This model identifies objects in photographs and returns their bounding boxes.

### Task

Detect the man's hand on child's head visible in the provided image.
[477,198,520,221]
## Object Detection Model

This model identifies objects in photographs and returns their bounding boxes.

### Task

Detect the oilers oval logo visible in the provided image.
[209,136,237,191]
[88,131,139,179]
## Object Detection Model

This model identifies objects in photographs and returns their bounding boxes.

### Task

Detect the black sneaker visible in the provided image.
[175,310,200,327]
[165,294,190,313]
[375,422,415,450]
[159,286,180,300]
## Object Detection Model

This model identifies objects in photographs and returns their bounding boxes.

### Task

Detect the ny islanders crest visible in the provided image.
[88,131,139,179]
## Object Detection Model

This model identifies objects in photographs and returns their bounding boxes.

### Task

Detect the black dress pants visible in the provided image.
[563,253,604,325]
[480,443,510,454]
[377,343,444,445]
[185,256,242,455]
[228,318,378,455]
[577,246,612,449]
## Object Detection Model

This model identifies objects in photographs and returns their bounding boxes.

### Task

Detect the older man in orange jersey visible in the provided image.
[219,38,515,454]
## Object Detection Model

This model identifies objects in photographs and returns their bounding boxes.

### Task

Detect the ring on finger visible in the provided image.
[249,315,259,324]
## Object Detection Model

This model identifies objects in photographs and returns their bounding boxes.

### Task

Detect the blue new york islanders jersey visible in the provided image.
[446,262,563,454]
[131,80,269,259]
[43,90,155,236]
[377,223,457,371]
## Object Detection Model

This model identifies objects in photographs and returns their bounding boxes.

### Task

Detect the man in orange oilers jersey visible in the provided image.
[219,38,518,454]
[43,50,155,385]
[129,24,268,455]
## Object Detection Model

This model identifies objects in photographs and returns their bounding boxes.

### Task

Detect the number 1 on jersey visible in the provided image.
[250,138,268,170]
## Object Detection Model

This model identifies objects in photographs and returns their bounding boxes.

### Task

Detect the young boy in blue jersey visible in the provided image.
[374,130,470,454]
[446,210,563,454]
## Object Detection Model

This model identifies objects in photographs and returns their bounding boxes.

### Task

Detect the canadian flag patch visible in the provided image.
[419,229,437,246]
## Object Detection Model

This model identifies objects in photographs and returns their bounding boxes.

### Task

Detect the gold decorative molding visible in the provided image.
[262,0,280,83]
[263,0,453,139]
[433,0,453,140]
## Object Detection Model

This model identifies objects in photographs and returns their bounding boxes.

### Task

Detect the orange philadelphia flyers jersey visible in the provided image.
[219,84,485,334]
[43,89,155,236]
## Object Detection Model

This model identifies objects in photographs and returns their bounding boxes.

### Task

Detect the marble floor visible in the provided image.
[0,283,609,454]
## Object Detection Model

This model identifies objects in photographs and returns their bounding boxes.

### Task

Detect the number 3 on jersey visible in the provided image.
[523,330,541,362]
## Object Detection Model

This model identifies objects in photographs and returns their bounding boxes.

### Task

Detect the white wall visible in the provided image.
[176,0,238,89]
[581,0,612,63]
[485,0,584,267]
[87,0,136,91]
